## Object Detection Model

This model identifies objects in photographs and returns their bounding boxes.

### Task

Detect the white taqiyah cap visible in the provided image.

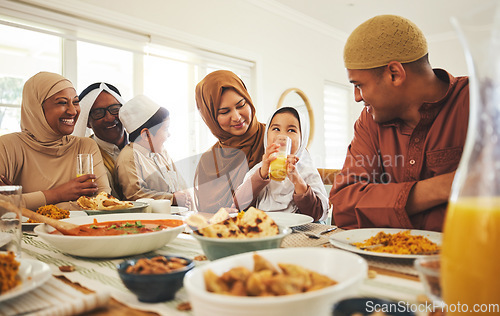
[119,94,160,134]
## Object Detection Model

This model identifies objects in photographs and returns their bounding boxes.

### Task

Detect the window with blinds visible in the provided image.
[323,82,351,169]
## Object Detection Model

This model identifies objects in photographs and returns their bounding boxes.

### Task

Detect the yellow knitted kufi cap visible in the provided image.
[344,15,428,69]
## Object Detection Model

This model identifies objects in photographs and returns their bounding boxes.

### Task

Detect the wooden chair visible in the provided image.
[317,168,341,185]
[317,168,341,225]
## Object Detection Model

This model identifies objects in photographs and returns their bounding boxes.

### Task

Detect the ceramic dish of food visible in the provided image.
[266,212,313,227]
[22,211,88,230]
[0,259,51,302]
[33,213,185,258]
[117,255,195,302]
[170,206,189,216]
[184,247,367,316]
[82,201,148,215]
[191,225,291,260]
[329,228,442,259]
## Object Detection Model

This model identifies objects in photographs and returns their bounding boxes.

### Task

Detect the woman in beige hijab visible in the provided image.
[194,70,265,213]
[0,72,110,210]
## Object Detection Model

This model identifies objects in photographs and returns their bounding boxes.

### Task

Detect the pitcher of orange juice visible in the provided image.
[442,2,500,314]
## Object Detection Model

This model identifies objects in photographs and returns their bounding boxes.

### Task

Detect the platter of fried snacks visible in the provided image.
[329,228,442,259]
[204,253,337,296]
[185,207,279,239]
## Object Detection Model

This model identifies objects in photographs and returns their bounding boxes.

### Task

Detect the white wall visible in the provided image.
[17,0,469,167]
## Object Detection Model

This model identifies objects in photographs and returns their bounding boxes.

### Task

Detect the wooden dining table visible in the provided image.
[7,221,440,316]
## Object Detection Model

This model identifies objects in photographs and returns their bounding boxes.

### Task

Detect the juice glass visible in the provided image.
[76,154,93,178]
[0,185,23,257]
[269,135,291,181]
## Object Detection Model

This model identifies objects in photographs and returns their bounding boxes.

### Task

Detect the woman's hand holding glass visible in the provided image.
[43,174,98,205]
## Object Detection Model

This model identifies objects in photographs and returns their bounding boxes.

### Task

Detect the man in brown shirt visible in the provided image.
[330,15,469,232]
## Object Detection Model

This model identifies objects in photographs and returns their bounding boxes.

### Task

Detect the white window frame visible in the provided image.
[0,1,256,159]
[323,81,363,169]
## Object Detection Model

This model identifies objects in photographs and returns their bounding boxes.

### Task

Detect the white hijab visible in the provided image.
[72,83,125,137]
[242,107,328,221]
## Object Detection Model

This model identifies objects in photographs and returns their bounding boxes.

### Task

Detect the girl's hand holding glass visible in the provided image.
[260,143,280,179]
[268,135,291,181]
[286,155,307,194]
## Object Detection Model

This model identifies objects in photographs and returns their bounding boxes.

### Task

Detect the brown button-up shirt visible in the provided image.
[330,69,469,232]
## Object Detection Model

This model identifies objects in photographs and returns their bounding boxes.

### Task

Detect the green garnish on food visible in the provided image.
[135,221,144,228]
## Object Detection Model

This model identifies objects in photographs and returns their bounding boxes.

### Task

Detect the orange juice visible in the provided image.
[76,173,94,182]
[269,154,287,181]
[441,197,500,314]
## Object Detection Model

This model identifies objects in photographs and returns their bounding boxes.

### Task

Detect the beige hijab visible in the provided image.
[18,72,78,155]
[194,70,265,212]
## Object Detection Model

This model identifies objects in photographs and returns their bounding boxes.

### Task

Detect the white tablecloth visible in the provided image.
[9,231,430,316]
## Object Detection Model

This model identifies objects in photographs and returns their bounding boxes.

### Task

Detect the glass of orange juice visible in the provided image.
[269,135,291,181]
[76,154,93,178]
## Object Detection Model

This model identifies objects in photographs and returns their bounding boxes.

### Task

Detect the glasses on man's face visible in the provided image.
[89,104,122,120]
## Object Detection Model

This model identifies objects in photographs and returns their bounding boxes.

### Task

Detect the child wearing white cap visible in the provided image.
[115,95,192,209]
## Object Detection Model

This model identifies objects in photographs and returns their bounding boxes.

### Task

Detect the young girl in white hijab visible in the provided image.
[234,107,328,222]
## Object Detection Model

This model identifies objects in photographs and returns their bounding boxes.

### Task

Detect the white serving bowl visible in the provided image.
[33,213,185,258]
[184,247,367,316]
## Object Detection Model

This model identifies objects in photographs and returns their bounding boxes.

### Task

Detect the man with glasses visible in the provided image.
[73,82,128,199]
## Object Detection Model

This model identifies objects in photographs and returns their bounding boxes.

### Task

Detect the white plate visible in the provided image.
[82,201,148,215]
[329,228,442,259]
[267,212,313,227]
[0,259,51,302]
[22,211,88,228]
[170,206,189,215]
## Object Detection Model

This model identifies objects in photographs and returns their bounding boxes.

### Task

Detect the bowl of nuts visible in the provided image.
[117,255,194,302]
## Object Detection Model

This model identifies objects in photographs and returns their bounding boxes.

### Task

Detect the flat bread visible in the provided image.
[184,213,209,230]
[77,192,133,211]
[237,207,279,238]
[209,208,231,224]
[186,207,279,239]
[198,218,245,239]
